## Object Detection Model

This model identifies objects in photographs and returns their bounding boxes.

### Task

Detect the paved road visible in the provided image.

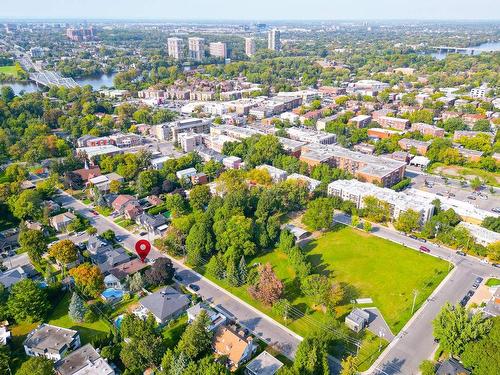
[334,213,500,375]
[55,192,304,361]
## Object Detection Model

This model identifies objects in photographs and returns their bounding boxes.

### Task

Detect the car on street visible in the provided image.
[460,296,469,306]
[475,276,483,284]
[189,284,200,292]
[90,209,99,215]
[492,207,500,213]
[466,290,475,298]
[139,231,147,236]
[418,238,427,243]
[480,258,489,264]
[492,263,500,268]
[419,246,430,253]
[472,283,479,289]
[174,273,183,282]
[409,234,418,240]
[436,192,444,196]
[467,196,476,200]
[456,251,466,256]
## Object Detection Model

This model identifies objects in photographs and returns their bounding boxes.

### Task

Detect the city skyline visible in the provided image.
[1,0,500,21]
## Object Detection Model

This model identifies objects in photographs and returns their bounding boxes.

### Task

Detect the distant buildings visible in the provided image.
[167,37,184,60]
[245,37,256,57]
[470,84,491,99]
[209,42,227,59]
[410,123,445,138]
[377,116,410,131]
[268,29,281,51]
[188,37,205,61]
[66,27,94,42]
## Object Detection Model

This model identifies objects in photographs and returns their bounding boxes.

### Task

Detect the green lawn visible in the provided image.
[47,293,111,344]
[0,65,18,77]
[486,278,500,287]
[162,314,188,348]
[95,206,113,216]
[201,224,448,369]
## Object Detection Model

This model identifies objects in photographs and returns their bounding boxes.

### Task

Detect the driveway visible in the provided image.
[363,308,395,342]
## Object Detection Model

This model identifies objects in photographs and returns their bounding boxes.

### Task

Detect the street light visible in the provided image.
[411,289,419,315]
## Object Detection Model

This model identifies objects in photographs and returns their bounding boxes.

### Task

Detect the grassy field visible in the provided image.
[486,278,500,287]
[304,226,449,333]
[0,65,18,77]
[47,293,111,344]
[201,224,448,370]
[429,162,500,187]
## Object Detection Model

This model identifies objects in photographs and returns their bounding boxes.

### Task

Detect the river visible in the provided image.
[429,41,500,60]
[1,72,117,95]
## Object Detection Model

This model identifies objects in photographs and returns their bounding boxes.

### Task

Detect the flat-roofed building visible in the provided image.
[398,138,431,155]
[169,118,212,142]
[328,179,434,224]
[167,37,184,60]
[410,123,445,138]
[349,115,372,128]
[301,144,406,187]
[256,164,288,182]
[287,127,336,145]
[245,37,256,57]
[188,37,204,61]
[287,173,321,192]
[458,222,500,246]
[458,148,484,162]
[268,29,281,51]
[209,42,227,59]
[367,128,402,139]
[453,130,493,142]
[377,116,410,131]
[178,133,203,152]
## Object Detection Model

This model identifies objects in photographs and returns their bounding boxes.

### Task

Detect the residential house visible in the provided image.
[212,326,255,370]
[91,247,130,275]
[136,213,168,235]
[436,358,471,375]
[345,308,370,333]
[286,173,321,193]
[186,303,227,331]
[256,165,288,183]
[223,156,242,170]
[245,351,284,375]
[176,167,197,180]
[50,212,77,232]
[108,259,149,280]
[24,324,81,361]
[483,288,500,318]
[123,204,143,220]
[111,195,139,214]
[72,166,101,183]
[54,343,115,375]
[0,266,31,288]
[0,228,19,254]
[191,172,208,185]
[104,274,123,290]
[135,286,190,324]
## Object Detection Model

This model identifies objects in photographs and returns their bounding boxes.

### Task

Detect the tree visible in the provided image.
[461,316,500,375]
[301,274,330,307]
[302,198,335,231]
[8,279,50,323]
[1,86,15,103]
[471,177,482,191]
[363,221,372,232]
[8,189,43,220]
[109,179,122,194]
[238,256,248,285]
[49,239,78,267]
[0,346,11,374]
[340,355,358,375]
[206,253,225,280]
[246,135,284,167]
[165,193,188,217]
[144,257,175,287]
[248,263,283,306]
[160,349,189,375]
[4,164,28,182]
[69,263,104,298]
[186,215,214,266]
[101,229,116,242]
[278,229,295,254]
[137,170,161,196]
[273,298,292,321]
[394,209,421,233]
[68,292,86,322]
[216,215,256,258]
[433,303,492,355]
[419,360,436,375]
[17,356,55,375]
[19,229,47,264]
[362,196,390,223]
[351,215,360,228]
[189,184,212,211]
[293,337,330,375]
[128,272,145,293]
[177,310,212,360]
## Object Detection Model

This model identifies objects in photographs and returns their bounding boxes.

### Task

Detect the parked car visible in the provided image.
[466,290,475,298]
[467,196,476,200]
[460,296,469,306]
[472,283,479,289]
[492,263,500,268]
[189,284,200,292]
[419,246,430,253]
[475,276,483,284]
[418,238,427,243]
[409,235,418,240]
[139,231,147,236]
[492,207,500,213]
[456,251,466,256]
[480,258,489,264]
[174,273,183,282]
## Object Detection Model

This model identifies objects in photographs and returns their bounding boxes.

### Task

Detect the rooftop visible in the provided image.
[246,351,284,375]
[24,324,78,355]
[55,344,114,375]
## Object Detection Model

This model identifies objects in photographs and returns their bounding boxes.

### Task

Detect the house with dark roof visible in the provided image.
[436,358,470,375]
[345,308,370,333]
[91,247,130,275]
[135,286,190,324]
[55,343,115,375]
[136,213,168,235]
[0,266,28,288]
[24,324,80,361]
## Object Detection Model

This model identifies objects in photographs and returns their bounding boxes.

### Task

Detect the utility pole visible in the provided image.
[411,289,419,315]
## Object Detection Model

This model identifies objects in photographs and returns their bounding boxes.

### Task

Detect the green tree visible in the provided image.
[17,356,55,375]
[419,360,436,375]
[340,355,358,375]
[461,316,500,375]
[238,256,248,285]
[216,215,256,258]
[165,193,189,218]
[471,177,482,190]
[363,221,372,232]
[277,229,295,254]
[362,196,390,223]
[293,337,330,375]
[205,253,225,280]
[0,346,11,375]
[19,229,47,264]
[246,135,284,167]
[137,170,161,196]
[8,189,43,220]
[189,185,212,211]
[272,298,292,321]
[177,310,212,360]
[186,215,214,266]
[433,303,492,355]
[394,209,421,233]
[128,272,145,293]
[302,198,334,231]
[8,279,50,323]
[4,164,28,182]
[68,292,87,322]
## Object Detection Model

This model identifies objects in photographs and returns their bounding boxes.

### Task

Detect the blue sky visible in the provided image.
[1,0,499,20]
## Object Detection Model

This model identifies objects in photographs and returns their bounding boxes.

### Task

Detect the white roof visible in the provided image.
[89,175,109,184]
[77,145,121,158]
[458,222,500,245]
[410,156,430,166]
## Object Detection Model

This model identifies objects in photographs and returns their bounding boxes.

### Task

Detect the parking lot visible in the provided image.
[411,173,500,214]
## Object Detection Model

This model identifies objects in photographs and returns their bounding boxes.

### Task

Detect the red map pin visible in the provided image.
[135,239,151,262]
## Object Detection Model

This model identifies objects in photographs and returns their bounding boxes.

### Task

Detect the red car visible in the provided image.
[419,246,430,253]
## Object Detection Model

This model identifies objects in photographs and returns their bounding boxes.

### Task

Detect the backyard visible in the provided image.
[201,224,449,370]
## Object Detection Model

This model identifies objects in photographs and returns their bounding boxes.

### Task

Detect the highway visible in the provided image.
[333,213,500,375]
